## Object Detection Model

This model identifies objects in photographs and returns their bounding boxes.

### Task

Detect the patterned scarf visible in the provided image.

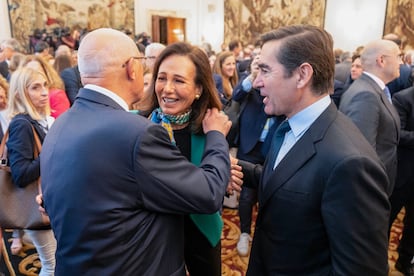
[149,108,191,145]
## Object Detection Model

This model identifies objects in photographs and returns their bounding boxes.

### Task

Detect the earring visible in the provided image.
[195,94,200,100]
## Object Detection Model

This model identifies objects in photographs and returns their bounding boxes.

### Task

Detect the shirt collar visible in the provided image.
[363,71,386,90]
[84,84,129,111]
[288,95,331,139]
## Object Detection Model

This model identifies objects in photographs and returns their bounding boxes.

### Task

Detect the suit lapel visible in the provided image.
[364,75,401,141]
[379,90,401,140]
[259,103,337,207]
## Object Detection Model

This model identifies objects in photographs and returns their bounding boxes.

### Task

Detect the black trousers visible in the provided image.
[389,175,414,263]
[184,216,221,276]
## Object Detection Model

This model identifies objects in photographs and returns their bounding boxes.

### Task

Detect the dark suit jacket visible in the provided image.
[60,65,82,105]
[41,88,230,275]
[339,73,400,195]
[0,61,9,79]
[213,73,230,106]
[6,114,46,187]
[240,103,390,275]
[392,87,414,188]
[387,64,413,95]
[232,79,283,162]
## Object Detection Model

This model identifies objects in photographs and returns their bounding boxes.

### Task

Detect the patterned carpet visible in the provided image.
[0,207,406,276]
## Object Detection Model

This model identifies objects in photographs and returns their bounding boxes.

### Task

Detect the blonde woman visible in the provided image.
[7,67,56,275]
[21,55,70,118]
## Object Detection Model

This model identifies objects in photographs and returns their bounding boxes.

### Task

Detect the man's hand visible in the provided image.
[227,156,243,195]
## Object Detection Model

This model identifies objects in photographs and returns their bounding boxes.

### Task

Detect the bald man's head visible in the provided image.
[361,39,401,83]
[78,28,140,78]
[77,28,144,106]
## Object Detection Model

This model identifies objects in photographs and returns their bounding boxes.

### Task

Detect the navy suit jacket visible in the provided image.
[240,103,390,275]
[41,88,230,275]
[339,73,400,195]
[60,65,82,105]
[7,114,46,187]
[232,78,283,162]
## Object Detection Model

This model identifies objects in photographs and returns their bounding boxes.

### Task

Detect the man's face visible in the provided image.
[253,40,299,118]
[0,46,13,60]
[382,45,402,83]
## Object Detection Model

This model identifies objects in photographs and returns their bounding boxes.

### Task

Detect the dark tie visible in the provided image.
[267,120,291,170]
[383,86,392,103]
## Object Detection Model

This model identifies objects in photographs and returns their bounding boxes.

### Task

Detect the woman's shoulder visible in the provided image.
[10,114,33,126]
[213,73,223,83]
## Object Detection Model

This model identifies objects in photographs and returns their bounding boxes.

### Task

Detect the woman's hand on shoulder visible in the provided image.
[202,108,232,136]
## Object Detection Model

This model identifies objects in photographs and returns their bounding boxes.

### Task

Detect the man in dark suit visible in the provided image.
[390,87,414,275]
[40,28,232,275]
[60,64,82,105]
[237,25,390,275]
[339,39,401,196]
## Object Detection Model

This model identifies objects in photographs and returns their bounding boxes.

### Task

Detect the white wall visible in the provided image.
[324,0,388,52]
[134,0,224,53]
[0,0,12,41]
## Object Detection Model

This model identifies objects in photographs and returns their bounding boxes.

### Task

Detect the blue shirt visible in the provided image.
[273,95,331,169]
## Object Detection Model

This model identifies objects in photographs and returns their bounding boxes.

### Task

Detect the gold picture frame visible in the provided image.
[7,0,135,53]
[224,0,327,46]
[384,0,413,50]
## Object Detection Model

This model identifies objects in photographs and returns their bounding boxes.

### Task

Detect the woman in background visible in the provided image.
[212,51,238,105]
[7,67,56,275]
[21,55,70,118]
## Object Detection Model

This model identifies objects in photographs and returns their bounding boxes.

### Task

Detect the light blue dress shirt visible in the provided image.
[273,95,331,169]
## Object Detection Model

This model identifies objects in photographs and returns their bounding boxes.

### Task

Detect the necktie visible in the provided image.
[383,86,392,103]
[267,120,291,170]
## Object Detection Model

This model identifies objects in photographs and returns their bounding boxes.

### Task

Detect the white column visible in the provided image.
[0,0,12,40]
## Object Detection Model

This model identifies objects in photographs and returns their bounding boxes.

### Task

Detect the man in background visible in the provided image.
[339,39,401,196]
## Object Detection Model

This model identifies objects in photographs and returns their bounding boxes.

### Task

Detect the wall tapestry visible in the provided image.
[7,0,134,52]
[384,0,413,50]
[224,0,326,46]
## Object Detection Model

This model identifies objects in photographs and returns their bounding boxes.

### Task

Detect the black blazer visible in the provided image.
[240,103,390,275]
[392,87,414,188]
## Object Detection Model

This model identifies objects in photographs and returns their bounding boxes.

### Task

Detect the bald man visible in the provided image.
[40,28,231,275]
[339,39,401,195]
[144,42,166,70]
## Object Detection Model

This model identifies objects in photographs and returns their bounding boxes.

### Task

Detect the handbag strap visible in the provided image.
[0,124,43,194]
[0,125,42,159]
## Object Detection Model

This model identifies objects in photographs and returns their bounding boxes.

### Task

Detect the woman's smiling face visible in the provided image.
[155,54,201,116]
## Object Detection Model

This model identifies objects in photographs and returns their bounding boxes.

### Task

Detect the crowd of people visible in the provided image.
[0,23,413,276]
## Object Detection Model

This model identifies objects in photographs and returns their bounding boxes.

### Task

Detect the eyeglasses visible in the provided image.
[122,56,147,67]
[382,53,403,61]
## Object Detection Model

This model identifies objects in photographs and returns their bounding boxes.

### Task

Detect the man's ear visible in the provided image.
[296,62,313,89]
[126,60,137,80]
